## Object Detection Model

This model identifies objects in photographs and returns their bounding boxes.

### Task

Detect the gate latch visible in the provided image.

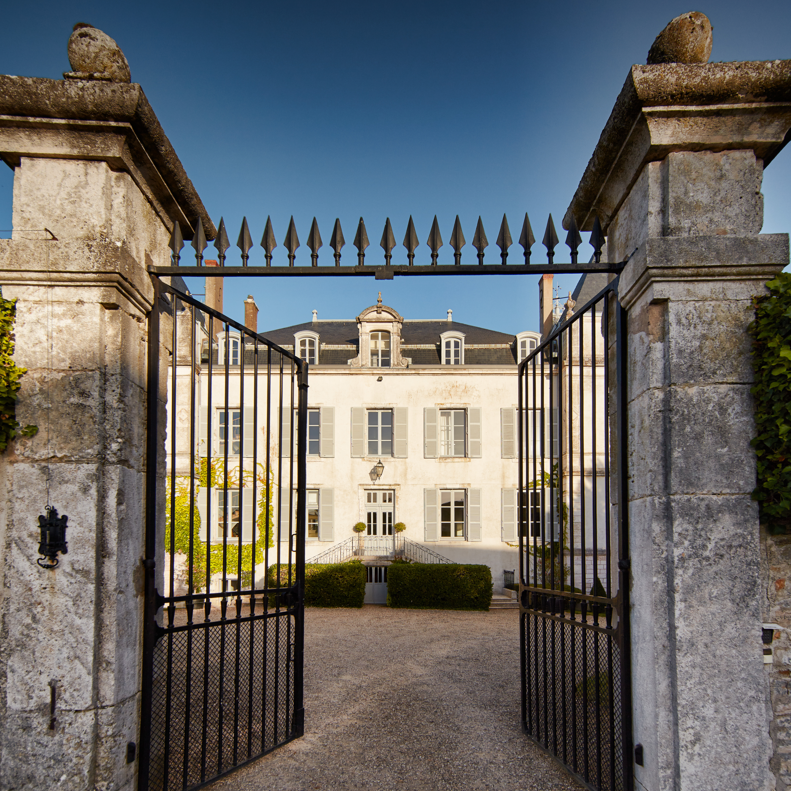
[37,506,69,569]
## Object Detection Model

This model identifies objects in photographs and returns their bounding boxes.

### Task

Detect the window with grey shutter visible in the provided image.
[279,487,291,541]
[319,489,334,542]
[242,487,254,541]
[424,407,438,458]
[394,407,408,458]
[280,408,291,458]
[351,407,365,457]
[320,407,334,458]
[468,488,482,542]
[501,408,516,459]
[199,405,209,456]
[424,489,438,541]
[243,407,255,457]
[468,407,482,458]
[501,488,517,542]
[198,487,208,542]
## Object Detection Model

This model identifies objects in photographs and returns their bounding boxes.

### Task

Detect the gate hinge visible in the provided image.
[618,559,630,571]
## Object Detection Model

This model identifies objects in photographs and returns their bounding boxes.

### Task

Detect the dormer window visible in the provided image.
[219,333,241,365]
[440,331,465,365]
[370,331,391,367]
[294,331,319,365]
[516,331,541,363]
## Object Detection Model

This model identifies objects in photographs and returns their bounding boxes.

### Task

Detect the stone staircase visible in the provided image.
[490,591,519,610]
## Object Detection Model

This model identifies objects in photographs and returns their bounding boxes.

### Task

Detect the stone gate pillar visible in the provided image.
[0,75,212,789]
[566,61,791,791]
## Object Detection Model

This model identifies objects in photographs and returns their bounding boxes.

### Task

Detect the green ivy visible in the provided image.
[0,295,37,451]
[749,272,791,534]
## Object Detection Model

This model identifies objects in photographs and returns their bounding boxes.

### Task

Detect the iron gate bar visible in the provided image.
[517,279,632,791]
[139,278,307,791]
[148,262,625,277]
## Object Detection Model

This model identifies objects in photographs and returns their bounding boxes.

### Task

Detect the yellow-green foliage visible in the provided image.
[164,477,207,591]
[0,296,37,451]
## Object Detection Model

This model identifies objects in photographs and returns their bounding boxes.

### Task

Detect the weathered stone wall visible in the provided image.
[566,60,791,791]
[0,76,210,791]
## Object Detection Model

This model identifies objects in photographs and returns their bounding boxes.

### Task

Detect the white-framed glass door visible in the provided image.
[365,490,394,536]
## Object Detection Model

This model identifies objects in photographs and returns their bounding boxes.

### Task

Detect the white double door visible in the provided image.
[366,490,394,536]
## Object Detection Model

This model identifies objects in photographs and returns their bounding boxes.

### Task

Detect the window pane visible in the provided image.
[308,410,320,455]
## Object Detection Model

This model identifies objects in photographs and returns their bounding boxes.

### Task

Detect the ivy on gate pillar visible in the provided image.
[0,74,213,789]
[566,61,791,791]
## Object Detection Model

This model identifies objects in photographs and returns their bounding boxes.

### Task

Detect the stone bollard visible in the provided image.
[0,74,212,789]
[566,61,791,791]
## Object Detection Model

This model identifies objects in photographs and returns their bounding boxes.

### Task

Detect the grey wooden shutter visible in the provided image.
[280,408,291,458]
[351,407,365,457]
[243,407,255,457]
[319,488,334,542]
[424,408,438,458]
[468,488,482,542]
[279,487,291,541]
[394,407,408,458]
[320,407,335,458]
[468,407,482,458]
[197,487,208,542]
[242,487,254,542]
[501,488,517,542]
[424,489,438,541]
[501,408,516,459]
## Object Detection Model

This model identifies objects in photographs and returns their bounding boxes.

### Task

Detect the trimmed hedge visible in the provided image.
[387,563,492,611]
[267,561,366,608]
[749,272,791,533]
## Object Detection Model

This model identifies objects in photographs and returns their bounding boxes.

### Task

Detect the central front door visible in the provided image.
[366,490,394,535]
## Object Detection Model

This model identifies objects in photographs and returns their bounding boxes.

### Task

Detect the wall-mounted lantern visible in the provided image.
[369,459,385,483]
[37,506,68,569]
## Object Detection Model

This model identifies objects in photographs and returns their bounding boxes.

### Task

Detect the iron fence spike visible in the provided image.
[472,216,488,265]
[237,217,253,266]
[565,214,582,265]
[330,218,345,266]
[542,214,559,264]
[354,217,369,265]
[403,216,419,266]
[519,213,535,262]
[590,216,605,264]
[214,217,230,265]
[427,215,443,265]
[380,218,396,265]
[450,215,465,265]
[307,217,322,266]
[169,220,184,264]
[191,217,207,265]
[496,214,512,264]
[260,216,277,264]
[284,216,300,266]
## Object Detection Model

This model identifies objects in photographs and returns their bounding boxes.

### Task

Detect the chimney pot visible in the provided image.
[447,309,453,322]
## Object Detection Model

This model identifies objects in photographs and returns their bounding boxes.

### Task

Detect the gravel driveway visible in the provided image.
[209,606,582,791]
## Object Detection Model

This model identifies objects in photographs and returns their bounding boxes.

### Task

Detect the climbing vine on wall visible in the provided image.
[0,296,37,451]
[749,272,791,534]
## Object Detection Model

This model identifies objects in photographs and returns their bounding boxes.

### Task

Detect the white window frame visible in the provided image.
[440,330,465,365]
[306,488,320,540]
[439,489,466,539]
[218,332,241,365]
[370,331,391,367]
[367,409,393,456]
[218,408,241,456]
[294,330,319,365]
[439,409,466,457]
[307,408,320,456]
[516,331,541,363]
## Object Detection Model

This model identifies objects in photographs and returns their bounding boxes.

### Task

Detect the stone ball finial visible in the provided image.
[647,12,713,65]
[64,23,131,83]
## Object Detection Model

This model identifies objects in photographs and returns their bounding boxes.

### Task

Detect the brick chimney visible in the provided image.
[244,295,258,333]
[204,260,223,339]
[539,273,554,340]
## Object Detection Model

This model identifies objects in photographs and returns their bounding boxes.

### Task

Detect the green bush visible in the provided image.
[387,563,492,611]
[749,272,791,534]
[267,561,366,608]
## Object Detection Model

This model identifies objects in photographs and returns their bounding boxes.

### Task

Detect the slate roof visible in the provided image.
[259,317,519,366]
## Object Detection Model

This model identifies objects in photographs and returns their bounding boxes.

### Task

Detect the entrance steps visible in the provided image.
[490,594,519,610]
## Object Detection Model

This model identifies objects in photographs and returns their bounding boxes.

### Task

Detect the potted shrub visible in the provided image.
[393,522,406,556]
[353,521,366,555]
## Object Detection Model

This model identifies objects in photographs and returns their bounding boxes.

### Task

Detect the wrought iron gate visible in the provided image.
[139,279,307,791]
[517,281,632,791]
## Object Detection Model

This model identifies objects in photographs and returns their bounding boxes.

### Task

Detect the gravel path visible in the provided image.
[210,606,583,791]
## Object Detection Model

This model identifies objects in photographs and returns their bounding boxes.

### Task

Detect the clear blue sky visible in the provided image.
[1,0,790,334]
